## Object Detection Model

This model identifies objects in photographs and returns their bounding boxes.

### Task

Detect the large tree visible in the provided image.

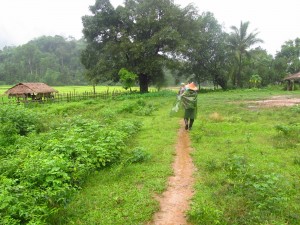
[181,12,229,89]
[81,0,198,92]
[274,38,300,76]
[227,21,263,87]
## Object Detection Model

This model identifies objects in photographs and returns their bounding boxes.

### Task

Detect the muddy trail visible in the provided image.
[148,121,195,225]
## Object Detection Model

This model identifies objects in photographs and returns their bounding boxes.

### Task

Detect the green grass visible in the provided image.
[188,89,300,224]
[52,85,141,94]
[0,85,154,96]
[47,92,180,224]
[49,88,300,225]
[2,87,300,224]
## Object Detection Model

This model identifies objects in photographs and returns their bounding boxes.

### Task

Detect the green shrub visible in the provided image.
[0,114,141,223]
[127,147,151,163]
[0,105,43,136]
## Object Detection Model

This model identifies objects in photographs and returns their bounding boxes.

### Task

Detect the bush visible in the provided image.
[0,105,44,136]
[0,115,141,224]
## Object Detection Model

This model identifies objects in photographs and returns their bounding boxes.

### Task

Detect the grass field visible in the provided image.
[1,87,300,224]
[188,88,300,224]
[0,85,141,95]
[49,87,300,224]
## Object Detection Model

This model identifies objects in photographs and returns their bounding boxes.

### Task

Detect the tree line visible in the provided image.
[0,36,86,86]
[81,0,300,91]
[1,0,300,91]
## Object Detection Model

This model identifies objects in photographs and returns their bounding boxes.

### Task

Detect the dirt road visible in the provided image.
[149,121,195,225]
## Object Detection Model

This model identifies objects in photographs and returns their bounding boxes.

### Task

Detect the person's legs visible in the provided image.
[184,118,189,130]
[189,119,194,130]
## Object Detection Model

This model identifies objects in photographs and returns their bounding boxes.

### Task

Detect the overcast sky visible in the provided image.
[1,0,300,56]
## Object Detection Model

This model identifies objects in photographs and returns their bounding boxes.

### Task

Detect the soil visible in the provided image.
[148,121,195,225]
[247,95,300,108]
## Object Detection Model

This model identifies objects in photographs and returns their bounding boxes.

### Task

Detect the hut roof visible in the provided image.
[5,83,58,96]
[283,72,300,81]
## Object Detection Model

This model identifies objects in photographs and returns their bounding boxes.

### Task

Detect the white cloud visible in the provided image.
[175,0,300,55]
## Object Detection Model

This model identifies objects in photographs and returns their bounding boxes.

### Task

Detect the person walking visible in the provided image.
[181,82,198,130]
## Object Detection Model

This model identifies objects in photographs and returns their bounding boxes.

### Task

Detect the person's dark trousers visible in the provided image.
[189,119,194,130]
[184,118,188,130]
[184,118,194,130]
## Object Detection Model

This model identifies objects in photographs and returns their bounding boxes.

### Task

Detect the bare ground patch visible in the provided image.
[246,95,300,108]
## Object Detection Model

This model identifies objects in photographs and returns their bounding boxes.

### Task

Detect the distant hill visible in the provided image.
[0,35,87,85]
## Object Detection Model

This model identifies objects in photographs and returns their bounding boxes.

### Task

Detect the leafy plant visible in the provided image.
[118,68,138,92]
[0,112,142,223]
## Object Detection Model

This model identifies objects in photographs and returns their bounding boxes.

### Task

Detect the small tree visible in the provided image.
[118,68,138,92]
[249,74,262,88]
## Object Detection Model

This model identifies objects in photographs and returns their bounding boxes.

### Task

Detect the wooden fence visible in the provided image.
[0,90,133,105]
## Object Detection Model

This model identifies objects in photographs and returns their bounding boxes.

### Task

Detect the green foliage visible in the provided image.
[0,122,18,146]
[127,147,151,164]
[275,37,300,74]
[188,89,300,224]
[0,105,141,224]
[48,93,179,225]
[0,105,43,135]
[82,0,200,92]
[118,68,138,91]
[0,36,86,85]
[274,123,300,148]
[0,105,44,147]
[224,155,290,214]
[188,202,223,225]
[227,21,263,87]
[249,74,262,88]
[118,98,158,116]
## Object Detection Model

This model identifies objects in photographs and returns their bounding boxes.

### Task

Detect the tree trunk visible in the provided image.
[139,73,149,93]
[237,54,242,87]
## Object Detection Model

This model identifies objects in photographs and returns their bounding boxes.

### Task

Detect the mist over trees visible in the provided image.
[1,0,300,91]
[0,35,86,85]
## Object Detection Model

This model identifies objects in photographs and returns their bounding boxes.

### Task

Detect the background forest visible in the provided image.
[0,36,86,86]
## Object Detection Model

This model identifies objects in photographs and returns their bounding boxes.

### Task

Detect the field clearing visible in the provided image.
[0,85,146,104]
[187,89,300,224]
[0,85,142,95]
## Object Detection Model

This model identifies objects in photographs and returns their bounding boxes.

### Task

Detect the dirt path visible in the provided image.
[149,121,195,225]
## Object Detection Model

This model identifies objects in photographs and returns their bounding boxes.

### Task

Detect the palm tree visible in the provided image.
[228,21,263,87]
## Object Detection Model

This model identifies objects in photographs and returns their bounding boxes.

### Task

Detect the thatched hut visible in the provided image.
[283,72,300,90]
[5,83,58,101]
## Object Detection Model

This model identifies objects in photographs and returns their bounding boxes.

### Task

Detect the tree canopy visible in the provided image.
[227,21,263,87]
[81,0,199,92]
[1,0,300,90]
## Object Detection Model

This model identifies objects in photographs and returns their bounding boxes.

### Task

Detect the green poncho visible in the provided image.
[170,89,198,118]
[181,89,198,119]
